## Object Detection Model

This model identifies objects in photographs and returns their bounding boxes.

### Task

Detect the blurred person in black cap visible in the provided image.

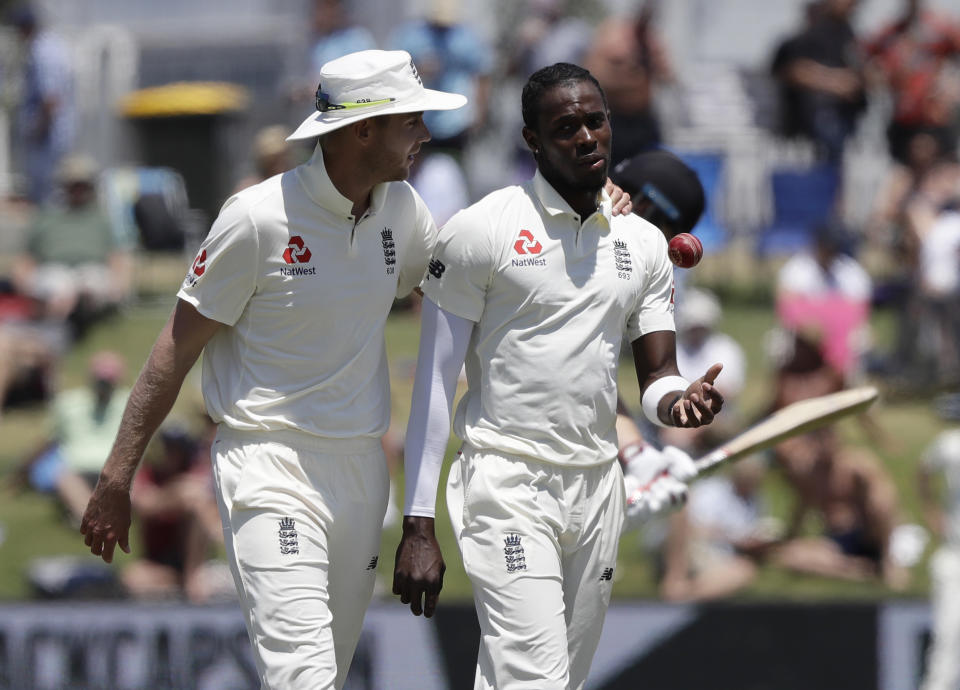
[610,148,706,240]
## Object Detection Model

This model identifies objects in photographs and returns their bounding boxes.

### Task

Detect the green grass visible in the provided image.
[0,270,951,602]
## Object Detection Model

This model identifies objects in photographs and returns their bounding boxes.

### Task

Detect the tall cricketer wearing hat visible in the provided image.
[80,50,465,689]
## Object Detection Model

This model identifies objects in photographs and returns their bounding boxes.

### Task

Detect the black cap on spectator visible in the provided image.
[611,150,706,235]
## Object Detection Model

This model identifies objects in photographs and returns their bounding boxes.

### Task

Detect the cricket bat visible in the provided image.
[694,386,879,475]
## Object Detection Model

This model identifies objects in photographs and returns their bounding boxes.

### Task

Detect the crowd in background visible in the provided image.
[0,0,957,614]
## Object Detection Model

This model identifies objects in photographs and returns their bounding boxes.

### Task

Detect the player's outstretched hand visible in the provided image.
[605,178,633,216]
[622,446,697,532]
[393,516,445,618]
[669,363,724,428]
[80,479,132,563]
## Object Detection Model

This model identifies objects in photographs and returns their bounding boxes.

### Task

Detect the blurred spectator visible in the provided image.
[13,351,128,524]
[0,306,61,413]
[902,164,960,385]
[233,124,297,193]
[123,421,228,603]
[660,287,747,453]
[11,154,133,338]
[917,426,960,690]
[6,3,75,204]
[870,156,960,384]
[584,2,675,166]
[865,127,953,269]
[510,0,592,77]
[609,148,705,241]
[388,0,493,153]
[770,0,866,164]
[409,148,469,228]
[291,0,377,111]
[776,221,872,380]
[767,330,909,590]
[864,0,960,166]
[307,0,377,73]
[660,457,781,602]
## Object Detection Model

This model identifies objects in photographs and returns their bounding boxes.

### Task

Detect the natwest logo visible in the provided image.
[513,229,542,255]
[191,249,207,276]
[282,236,312,264]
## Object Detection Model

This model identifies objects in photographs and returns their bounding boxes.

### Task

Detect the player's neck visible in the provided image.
[322,146,374,221]
[539,169,600,222]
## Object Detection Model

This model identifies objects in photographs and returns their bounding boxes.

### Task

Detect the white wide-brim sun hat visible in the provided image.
[287,49,467,141]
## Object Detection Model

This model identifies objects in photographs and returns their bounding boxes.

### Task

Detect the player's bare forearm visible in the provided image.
[82,300,220,563]
[100,302,217,488]
[393,516,445,618]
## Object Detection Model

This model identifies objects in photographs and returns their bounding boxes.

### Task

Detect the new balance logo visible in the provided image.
[409,58,423,86]
[366,556,379,571]
[504,533,526,573]
[428,258,446,280]
[279,517,299,555]
[599,567,614,581]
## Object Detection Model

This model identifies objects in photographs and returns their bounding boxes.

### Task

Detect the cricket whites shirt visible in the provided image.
[178,147,437,438]
[421,170,675,466]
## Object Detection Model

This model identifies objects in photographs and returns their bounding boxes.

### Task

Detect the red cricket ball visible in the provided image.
[667,233,703,269]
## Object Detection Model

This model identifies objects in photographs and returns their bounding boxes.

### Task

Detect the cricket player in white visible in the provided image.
[919,428,960,690]
[393,63,724,689]
[80,50,466,689]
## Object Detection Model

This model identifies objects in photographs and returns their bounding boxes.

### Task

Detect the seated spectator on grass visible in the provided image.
[11,154,133,338]
[14,350,128,523]
[123,421,229,603]
[776,221,872,381]
[232,124,297,194]
[660,457,782,602]
[767,329,909,590]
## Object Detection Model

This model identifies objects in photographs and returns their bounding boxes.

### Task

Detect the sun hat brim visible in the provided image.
[287,88,467,141]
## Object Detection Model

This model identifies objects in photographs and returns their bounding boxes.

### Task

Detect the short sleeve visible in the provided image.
[396,189,438,298]
[419,207,493,323]
[176,197,258,326]
[626,230,675,342]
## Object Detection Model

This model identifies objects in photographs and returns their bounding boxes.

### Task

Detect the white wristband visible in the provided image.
[641,375,690,428]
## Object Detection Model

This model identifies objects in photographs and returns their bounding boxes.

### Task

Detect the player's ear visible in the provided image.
[352,118,375,145]
[521,127,539,156]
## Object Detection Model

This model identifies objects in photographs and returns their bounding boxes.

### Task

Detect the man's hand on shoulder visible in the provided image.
[393,515,445,617]
[605,178,633,216]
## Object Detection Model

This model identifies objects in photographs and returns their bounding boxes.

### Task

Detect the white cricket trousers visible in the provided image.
[211,427,389,690]
[447,445,625,690]
[921,546,960,690]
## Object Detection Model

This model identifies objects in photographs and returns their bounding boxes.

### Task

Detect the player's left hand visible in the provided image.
[393,516,445,617]
[670,363,725,427]
[622,445,697,531]
[605,178,633,216]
